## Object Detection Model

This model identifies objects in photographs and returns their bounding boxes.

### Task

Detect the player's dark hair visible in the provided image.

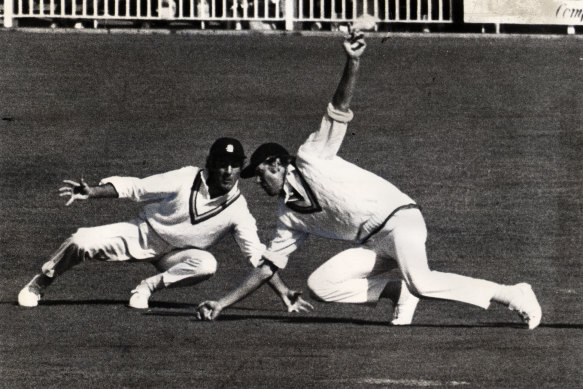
[265,155,295,167]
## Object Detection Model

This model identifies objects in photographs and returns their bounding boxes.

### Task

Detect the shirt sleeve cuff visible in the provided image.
[327,103,354,123]
[260,250,289,269]
[99,177,127,198]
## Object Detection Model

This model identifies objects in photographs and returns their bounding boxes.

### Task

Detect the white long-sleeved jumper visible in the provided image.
[268,104,416,263]
[101,166,266,266]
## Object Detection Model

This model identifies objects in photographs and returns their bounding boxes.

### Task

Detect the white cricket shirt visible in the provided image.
[101,166,266,266]
[268,103,416,264]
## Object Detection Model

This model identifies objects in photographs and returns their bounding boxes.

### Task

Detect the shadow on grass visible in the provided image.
[5,301,581,329]
[3,299,194,310]
[143,309,583,329]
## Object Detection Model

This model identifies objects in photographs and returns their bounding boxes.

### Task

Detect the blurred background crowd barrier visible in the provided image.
[1,0,581,33]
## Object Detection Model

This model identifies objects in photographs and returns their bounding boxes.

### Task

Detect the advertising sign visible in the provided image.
[464,0,583,25]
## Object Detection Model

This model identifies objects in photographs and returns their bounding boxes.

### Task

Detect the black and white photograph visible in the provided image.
[1,1,581,387]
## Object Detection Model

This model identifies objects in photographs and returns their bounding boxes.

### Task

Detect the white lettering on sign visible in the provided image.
[556,3,583,21]
[464,0,583,24]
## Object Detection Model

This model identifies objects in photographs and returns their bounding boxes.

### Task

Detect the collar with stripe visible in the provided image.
[189,170,241,224]
[282,164,322,214]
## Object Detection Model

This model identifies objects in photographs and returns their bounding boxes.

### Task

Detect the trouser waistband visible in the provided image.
[360,203,420,244]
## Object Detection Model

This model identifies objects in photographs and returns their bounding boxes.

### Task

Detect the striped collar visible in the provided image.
[282,164,322,214]
[189,170,241,224]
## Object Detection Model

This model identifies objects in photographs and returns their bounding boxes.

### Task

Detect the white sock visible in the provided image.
[139,274,164,294]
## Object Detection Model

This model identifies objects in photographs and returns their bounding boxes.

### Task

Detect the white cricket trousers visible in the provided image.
[306,208,499,309]
[41,218,217,289]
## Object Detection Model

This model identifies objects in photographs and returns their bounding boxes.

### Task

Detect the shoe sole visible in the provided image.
[18,291,40,307]
[18,300,39,307]
[128,303,149,309]
[129,292,149,309]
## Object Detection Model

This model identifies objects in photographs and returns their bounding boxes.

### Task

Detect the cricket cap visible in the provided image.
[208,137,246,166]
[241,142,290,178]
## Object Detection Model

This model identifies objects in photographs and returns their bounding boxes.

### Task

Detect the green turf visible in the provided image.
[0,31,582,388]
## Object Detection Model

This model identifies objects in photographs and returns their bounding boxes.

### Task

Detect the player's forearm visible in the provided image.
[87,183,119,199]
[267,272,290,297]
[217,263,276,309]
[331,57,360,112]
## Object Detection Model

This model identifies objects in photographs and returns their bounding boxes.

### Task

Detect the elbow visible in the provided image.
[258,262,277,281]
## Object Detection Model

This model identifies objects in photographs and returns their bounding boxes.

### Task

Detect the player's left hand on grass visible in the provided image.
[282,290,314,313]
[196,300,223,321]
[59,178,91,206]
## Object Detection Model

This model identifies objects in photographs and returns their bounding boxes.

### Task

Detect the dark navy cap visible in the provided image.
[241,142,290,178]
[208,137,245,164]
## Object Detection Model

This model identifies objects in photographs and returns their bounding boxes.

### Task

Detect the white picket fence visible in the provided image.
[2,0,453,29]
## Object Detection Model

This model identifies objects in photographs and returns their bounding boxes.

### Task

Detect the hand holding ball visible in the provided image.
[199,305,212,320]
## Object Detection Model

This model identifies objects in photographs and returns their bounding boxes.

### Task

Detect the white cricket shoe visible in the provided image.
[391,283,419,326]
[18,275,45,307]
[508,283,542,330]
[129,282,152,309]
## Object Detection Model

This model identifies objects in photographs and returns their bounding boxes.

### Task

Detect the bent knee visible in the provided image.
[200,258,218,276]
[185,253,217,276]
[307,273,334,302]
[306,272,323,294]
[67,231,92,253]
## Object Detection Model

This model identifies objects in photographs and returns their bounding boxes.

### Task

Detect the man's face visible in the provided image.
[206,158,242,197]
[255,159,286,197]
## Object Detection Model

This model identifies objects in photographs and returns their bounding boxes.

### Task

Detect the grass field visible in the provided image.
[0,30,582,388]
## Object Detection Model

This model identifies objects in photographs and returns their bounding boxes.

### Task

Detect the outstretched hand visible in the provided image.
[282,290,314,313]
[343,29,366,59]
[196,300,223,321]
[59,178,91,206]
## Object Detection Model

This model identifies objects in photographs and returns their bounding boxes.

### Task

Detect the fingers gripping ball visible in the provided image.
[343,31,367,57]
[198,305,213,321]
[350,34,366,51]
[196,301,222,320]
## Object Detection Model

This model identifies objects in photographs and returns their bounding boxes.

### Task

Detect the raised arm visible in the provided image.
[298,31,367,159]
[331,30,367,112]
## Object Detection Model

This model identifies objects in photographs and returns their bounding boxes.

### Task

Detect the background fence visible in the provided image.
[2,0,454,29]
[1,0,581,33]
